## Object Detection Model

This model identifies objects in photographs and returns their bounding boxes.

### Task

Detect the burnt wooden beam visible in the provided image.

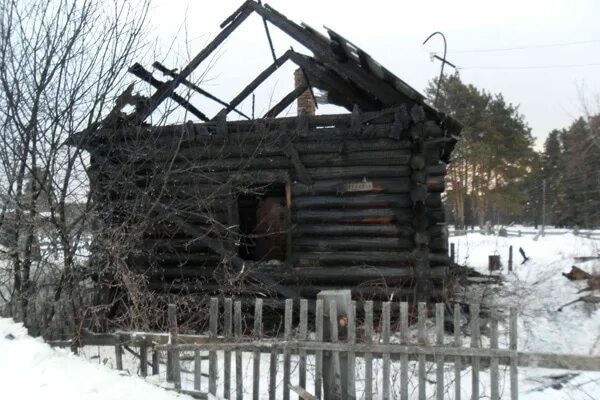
[152,61,251,120]
[281,133,312,185]
[214,50,292,120]
[287,51,378,111]
[257,0,277,62]
[263,82,307,118]
[129,63,208,122]
[248,2,407,107]
[135,3,254,122]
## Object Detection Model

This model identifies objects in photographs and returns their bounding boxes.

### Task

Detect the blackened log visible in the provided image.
[291,177,444,196]
[294,224,414,237]
[302,166,410,180]
[293,208,444,224]
[295,251,450,266]
[292,193,441,209]
[293,237,414,251]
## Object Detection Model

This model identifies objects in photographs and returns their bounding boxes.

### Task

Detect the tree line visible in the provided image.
[430,74,600,230]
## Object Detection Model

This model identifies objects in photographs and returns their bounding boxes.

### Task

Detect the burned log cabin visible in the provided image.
[74,1,462,303]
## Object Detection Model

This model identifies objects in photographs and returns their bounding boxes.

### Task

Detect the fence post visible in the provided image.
[167,304,181,389]
[140,340,148,377]
[508,245,514,272]
[450,242,455,263]
[317,289,353,400]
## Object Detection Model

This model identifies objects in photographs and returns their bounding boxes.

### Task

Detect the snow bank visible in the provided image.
[0,318,191,400]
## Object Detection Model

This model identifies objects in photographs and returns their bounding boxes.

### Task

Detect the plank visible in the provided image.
[364,301,374,400]
[510,308,518,400]
[152,348,160,376]
[347,301,356,400]
[328,300,342,398]
[235,301,243,400]
[284,299,293,400]
[470,303,480,400]
[382,302,391,400]
[454,304,462,400]
[224,298,233,399]
[194,349,202,391]
[168,304,181,389]
[115,344,123,371]
[490,310,499,400]
[418,302,426,400]
[253,298,264,400]
[400,302,409,400]
[435,303,445,400]
[139,342,148,377]
[315,299,324,399]
[298,299,308,398]
[209,298,219,395]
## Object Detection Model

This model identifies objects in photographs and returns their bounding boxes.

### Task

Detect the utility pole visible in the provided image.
[541,179,546,236]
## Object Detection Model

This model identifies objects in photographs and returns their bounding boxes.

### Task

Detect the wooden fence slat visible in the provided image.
[435,303,445,400]
[283,299,293,400]
[454,303,462,400]
[400,302,409,400]
[470,303,480,400]
[298,299,308,399]
[115,344,123,371]
[347,301,357,400]
[328,299,342,399]
[382,301,391,400]
[209,298,219,395]
[315,299,324,399]
[418,302,427,400]
[224,298,233,399]
[510,307,518,400]
[234,301,243,400]
[490,310,499,400]
[152,348,160,376]
[194,349,202,391]
[364,301,374,400]
[168,304,181,389]
[253,298,264,400]
[140,342,148,377]
[269,344,278,400]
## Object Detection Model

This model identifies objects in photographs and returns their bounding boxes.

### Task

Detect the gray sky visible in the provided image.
[146,0,600,147]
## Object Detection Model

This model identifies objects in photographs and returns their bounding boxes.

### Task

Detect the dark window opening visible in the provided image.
[238,183,288,262]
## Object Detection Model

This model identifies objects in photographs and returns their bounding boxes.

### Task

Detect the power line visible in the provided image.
[448,39,600,54]
[458,62,600,71]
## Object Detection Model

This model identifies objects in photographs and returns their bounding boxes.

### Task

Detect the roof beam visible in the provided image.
[129,63,209,122]
[262,82,307,118]
[152,61,251,120]
[248,2,408,107]
[213,49,292,120]
[134,2,254,123]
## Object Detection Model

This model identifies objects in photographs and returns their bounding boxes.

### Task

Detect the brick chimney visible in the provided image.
[294,68,316,115]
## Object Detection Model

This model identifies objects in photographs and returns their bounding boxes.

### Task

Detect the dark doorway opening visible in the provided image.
[238,183,288,262]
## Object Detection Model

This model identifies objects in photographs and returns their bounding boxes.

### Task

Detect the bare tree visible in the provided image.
[0,0,149,335]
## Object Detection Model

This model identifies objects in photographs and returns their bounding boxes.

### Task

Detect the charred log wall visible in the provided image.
[84,107,456,300]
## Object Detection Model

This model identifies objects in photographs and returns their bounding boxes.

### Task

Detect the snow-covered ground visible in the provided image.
[0,228,599,399]
[0,318,192,400]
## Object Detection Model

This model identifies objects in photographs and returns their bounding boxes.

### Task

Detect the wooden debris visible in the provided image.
[562,266,593,281]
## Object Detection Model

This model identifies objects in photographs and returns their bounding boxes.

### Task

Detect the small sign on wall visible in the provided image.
[339,180,373,193]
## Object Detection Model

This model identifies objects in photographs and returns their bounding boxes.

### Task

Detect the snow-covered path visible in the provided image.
[0,318,191,400]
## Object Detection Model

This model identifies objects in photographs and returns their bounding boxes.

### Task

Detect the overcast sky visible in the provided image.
[145,0,600,148]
